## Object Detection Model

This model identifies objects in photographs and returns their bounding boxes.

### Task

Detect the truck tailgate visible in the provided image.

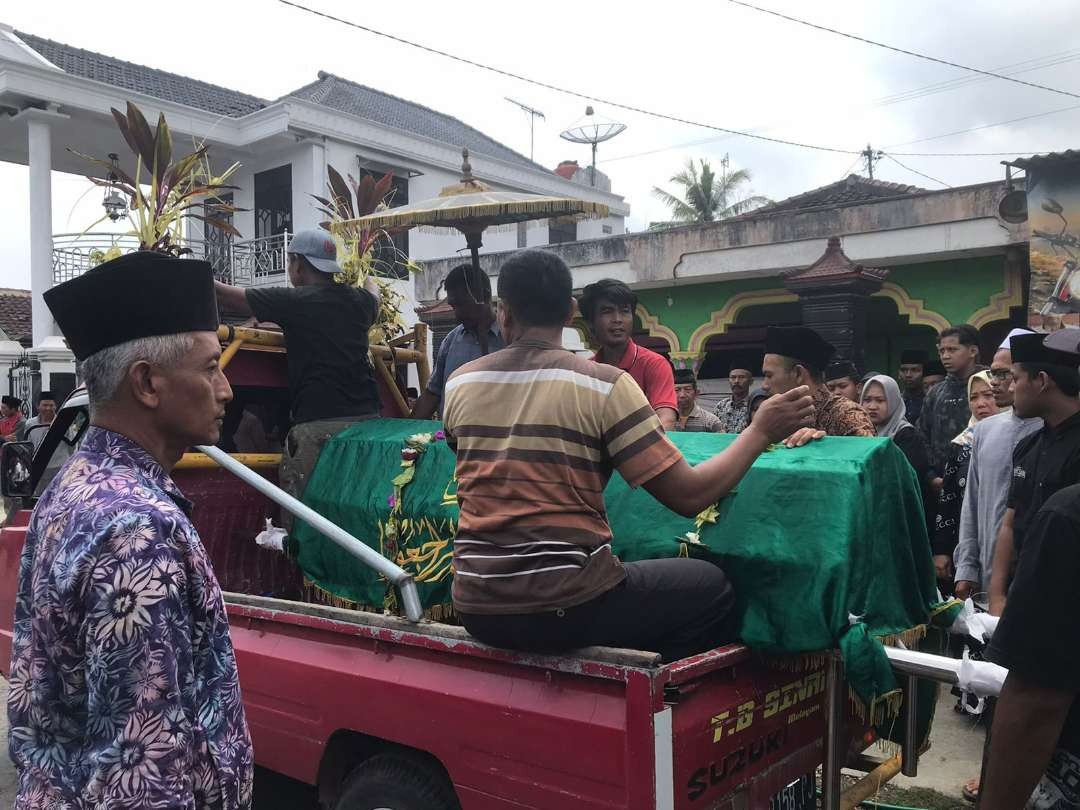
[665,649,826,809]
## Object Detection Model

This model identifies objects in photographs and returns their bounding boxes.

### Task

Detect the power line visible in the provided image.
[891,149,1053,157]
[886,102,1080,148]
[277,0,860,156]
[279,0,1063,167]
[727,0,1080,101]
[605,51,1080,164]
[882,154,952,188]
[838,154,863,179]
[869,48,1080,108]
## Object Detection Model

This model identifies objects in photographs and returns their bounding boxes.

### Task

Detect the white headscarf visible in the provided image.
[860,374,913,439]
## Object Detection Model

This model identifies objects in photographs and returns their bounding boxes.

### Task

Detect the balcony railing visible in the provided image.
[51,232,290,288]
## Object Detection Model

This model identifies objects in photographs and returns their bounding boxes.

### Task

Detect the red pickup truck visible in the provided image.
[0,340,860,810]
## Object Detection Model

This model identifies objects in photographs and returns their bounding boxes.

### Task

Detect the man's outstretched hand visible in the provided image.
[750,386,816,445]
[782,427,826,448]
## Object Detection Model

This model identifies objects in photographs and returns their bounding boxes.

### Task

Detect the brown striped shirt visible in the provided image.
[442,339,682,615]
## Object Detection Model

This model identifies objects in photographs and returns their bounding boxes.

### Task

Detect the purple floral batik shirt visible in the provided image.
[8,427,253,809]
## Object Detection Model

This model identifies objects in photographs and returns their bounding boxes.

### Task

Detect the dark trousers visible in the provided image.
[459,558,738,662]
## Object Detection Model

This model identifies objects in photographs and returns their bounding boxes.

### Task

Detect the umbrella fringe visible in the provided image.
[348,199,610,231]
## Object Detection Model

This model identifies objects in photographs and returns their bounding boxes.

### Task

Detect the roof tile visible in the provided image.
[15,31,267,117]
[753,174,926,216]
[0,289,33,348]
[13,33,545,172]
[284,71,546,172]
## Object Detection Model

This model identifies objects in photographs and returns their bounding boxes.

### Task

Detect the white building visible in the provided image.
[0,24,628,396]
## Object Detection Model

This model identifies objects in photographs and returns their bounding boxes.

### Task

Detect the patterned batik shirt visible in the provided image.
[714,397,751,434]
[812,386,876,438]
[8,427,253,810]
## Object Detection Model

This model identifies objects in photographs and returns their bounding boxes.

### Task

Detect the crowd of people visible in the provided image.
[7,234,1080,808]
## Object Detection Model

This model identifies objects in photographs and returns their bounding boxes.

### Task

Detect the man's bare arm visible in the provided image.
[980,673,1073,809]
[656,407,677,432]
[988,507,1015,616]
[644,388,814,517]
[410,390,439,421]
[215,281,252,317]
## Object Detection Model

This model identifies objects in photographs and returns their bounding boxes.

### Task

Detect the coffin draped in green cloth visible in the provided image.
[293,418,955,718]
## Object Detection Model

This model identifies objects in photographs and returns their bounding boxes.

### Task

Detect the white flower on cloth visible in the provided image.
[100,710,175,798]
[92,561,167,646]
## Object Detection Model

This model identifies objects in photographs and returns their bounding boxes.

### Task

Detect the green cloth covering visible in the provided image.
[293,420,951,714]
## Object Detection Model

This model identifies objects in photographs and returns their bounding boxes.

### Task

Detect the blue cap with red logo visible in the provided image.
[288,228,343,274]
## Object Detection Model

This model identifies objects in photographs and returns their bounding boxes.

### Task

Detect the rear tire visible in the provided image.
[334,752,459,810]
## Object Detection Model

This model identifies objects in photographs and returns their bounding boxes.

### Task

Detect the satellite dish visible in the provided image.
[998,189,1028,224]
[559,106,627,187]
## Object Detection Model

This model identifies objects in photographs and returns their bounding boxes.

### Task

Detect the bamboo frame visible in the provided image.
[219,338,244,370]
[839,754,901,810]
[413,322,431,392]
[372,355,410,415]
[175,453,281,471]
[215,325,425,365]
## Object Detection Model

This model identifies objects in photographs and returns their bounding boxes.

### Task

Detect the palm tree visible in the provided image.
[651,157,771,224]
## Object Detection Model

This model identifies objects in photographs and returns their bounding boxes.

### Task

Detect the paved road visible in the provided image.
[0,678,983,807]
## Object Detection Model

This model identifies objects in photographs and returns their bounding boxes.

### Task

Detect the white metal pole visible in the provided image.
[196,444,424,622]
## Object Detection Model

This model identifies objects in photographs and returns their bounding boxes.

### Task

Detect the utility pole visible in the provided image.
[861,143,883,180]
[505,98,546,161]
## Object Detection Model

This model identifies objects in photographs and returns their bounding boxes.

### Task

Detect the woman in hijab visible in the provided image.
[861,375,934,535]
[930,371,999,587]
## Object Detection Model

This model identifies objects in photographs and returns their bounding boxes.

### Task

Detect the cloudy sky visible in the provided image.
[1,0,1078,289]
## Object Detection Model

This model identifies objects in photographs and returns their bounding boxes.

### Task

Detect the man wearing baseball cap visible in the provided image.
[215,228,382,516]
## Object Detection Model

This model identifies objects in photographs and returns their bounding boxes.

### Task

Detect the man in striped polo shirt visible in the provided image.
[442,250,815,661]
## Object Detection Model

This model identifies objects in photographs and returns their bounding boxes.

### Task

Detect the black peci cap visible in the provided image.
[900,349,928,366]
[1012,330,1080,368]
[44,251,220,361]
[673,368,697,386]
[765,326,835,373]
[824,360,858,382]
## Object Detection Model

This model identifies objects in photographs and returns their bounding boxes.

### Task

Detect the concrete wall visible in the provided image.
[416,182,1025,302]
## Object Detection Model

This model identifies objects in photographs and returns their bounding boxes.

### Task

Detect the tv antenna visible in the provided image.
[505,97,545,161]
[560,106,627,187]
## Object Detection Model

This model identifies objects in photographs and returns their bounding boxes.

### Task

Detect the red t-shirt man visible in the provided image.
[581,279,678,430]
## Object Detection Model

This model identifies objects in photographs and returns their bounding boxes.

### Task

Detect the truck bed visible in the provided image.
[223,591,825,810]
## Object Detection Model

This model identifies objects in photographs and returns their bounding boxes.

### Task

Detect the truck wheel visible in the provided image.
[335,752,460,810]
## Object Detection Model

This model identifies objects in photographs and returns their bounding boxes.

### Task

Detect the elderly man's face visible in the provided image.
[675,383,697,415]
[728,369,753,400]
[154,332,233,447]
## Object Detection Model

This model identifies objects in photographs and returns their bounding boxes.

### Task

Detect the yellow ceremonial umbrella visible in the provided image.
[341,148,609,270]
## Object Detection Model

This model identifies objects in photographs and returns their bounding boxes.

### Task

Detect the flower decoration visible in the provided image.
[675,503,724,549]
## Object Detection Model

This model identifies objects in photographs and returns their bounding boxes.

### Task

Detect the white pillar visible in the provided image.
[26,114,55,346]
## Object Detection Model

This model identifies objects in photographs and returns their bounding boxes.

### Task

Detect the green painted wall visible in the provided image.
[887,256,1005,326]
[634,255,1008,352]
[636,277,786,347]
